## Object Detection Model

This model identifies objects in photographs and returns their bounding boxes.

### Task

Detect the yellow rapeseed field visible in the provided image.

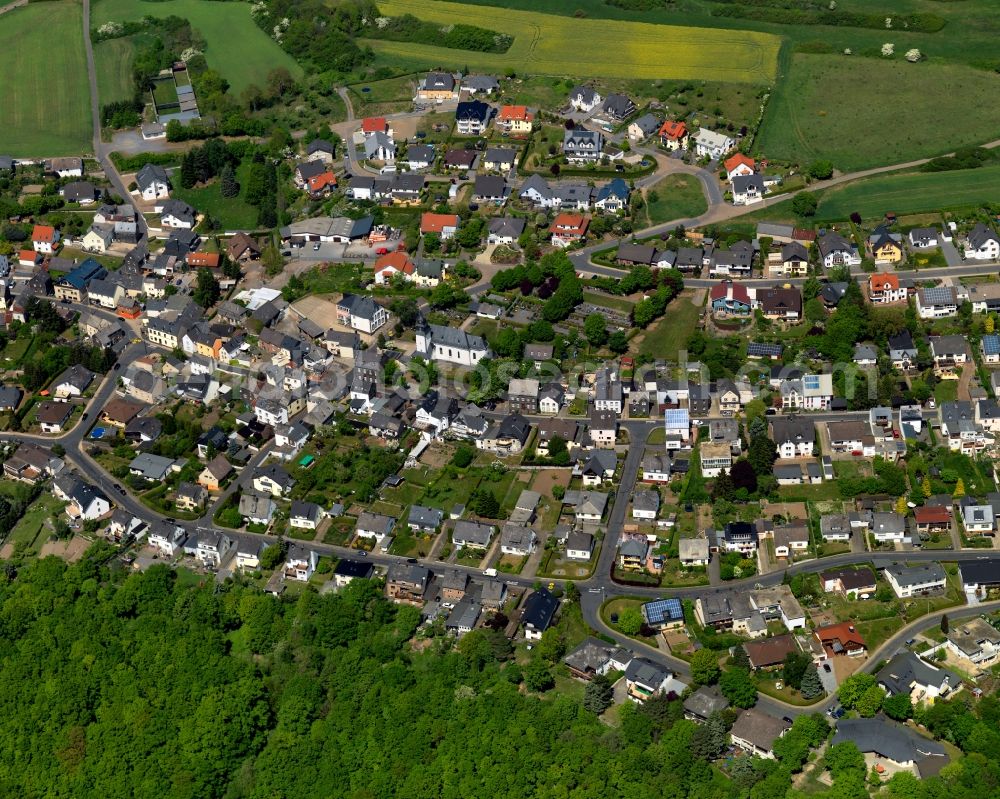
[368,0,779,83]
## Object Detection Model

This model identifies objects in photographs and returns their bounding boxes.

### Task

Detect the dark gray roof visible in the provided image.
[521,587,558,631]
[832,717,948,776]
[877,652,960,697]
[683,685,729,718]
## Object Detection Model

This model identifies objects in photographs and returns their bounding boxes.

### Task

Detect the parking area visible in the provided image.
[289,295,344,329]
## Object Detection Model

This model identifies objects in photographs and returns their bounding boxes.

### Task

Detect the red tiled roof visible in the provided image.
[725,153,755,173]
[375,251,414,275]
[658,120,687,140]
[552,213,588,235]
[499,105,533,122]
[815,621,866,651]
[308,171,337,192]
[710,279,751,305]
[915,504,950,523]
[869,272,899,291]
[420,213,459,234]
[32,224,56,243]
[186,252,220,268]
[362,117,387,133]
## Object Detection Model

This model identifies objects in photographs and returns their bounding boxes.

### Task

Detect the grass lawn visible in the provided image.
[152,78,179,108]
[582,290,635,315]
[173,161,261,230]
[778,482,843,502]
[757,54,1000,172]
[756,679,819,707]
[935,380,959,405]
[7,494,66,553]
[0,2,92,157]
[816,166,1000,221]
[299,263,370,296]
[637,294,701,358]
[347,74,418,117]
[368,0,780,83]
[92,0,302,94]
[643,174,708,226]
[600,597,658,646]
[1,337,32,367]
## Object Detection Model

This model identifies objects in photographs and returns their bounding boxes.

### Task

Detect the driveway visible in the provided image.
[708,552,721,586]
[817,659,839,695]
[940,238,963,266]
[957,361,976,401]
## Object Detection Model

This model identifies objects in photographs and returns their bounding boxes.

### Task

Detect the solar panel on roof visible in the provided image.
[747,342,782,357]
[804,375,821,389]
[642,598,683,624]
[983,335,1000,355]
[922,287,954,303]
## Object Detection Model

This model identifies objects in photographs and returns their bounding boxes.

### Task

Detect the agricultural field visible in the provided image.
[453,0,1000,73]
[757,55,1000,172]
[368,0,780,83]
[815,165,1000,221]
[91,0,302,95]
[94,36,141,106]
[0,1,92,157]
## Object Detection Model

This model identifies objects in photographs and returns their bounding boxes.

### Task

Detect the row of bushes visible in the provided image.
[710,2,946,32]
[366,15,512,53]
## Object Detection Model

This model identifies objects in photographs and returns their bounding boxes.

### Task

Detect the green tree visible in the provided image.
[537,628,566,663]
[808,160,834,180]
[584,313,608,347]
[791,191,818,218]
[748,434,778,476]
[781,651,811,690]
[799,664,824,699]
[193,269,221,308]
[940,613,949,634]
[608,330,629,354]
[617,607,643,636]
[259,542,286,570]
[922,475,932,498]
[719,667,757,708]
[690,648,721,686]
[523,658,554,692]
[690,710,728,759]
[882,693,913,721]
[583,673,614,714]
[855,684,885,717]
[262,245,284,277]
[220,164,240,198]
[712,469,735,501]
[180,152,197,188]
[837,672,876,709]
[469,489,500,518]
[824,741,865,779]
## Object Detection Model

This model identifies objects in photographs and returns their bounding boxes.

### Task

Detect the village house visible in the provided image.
[658,120,688,150]
[729,709,790,759]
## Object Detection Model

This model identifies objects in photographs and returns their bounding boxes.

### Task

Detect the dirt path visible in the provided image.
[0,0,27,15]
[337,87,355,122]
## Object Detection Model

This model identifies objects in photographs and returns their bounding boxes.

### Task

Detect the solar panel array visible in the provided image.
[642,598,683,624]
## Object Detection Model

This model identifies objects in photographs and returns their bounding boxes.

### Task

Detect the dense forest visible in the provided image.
[1,550,999,799]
